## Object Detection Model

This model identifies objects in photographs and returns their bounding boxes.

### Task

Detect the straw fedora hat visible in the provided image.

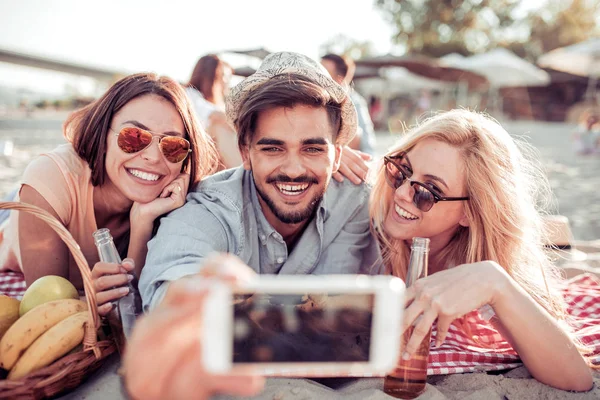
[225,51,358,145]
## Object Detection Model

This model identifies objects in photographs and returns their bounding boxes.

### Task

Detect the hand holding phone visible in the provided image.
[123,254,265,400]
[203,274,405,377]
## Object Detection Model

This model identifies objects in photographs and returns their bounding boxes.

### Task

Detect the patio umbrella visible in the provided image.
[355,54,488,90]
[442,49,550,117]
[232,66,256,78]
[443,48,550,88]
[353,65,381,80]
[219,51,264,79]
[227,47,272,60]
[538,38,600,77]
[537,38,600,100]
[355,67,453,97]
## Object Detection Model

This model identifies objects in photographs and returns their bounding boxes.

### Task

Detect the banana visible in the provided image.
[0,295,20,341]
[0,298,87,370]
[8,311,88,380]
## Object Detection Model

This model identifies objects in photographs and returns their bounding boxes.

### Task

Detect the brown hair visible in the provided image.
[187,54,231,103]
[321,53,356,82]
[63,72,219,187]
[234,74,344,149]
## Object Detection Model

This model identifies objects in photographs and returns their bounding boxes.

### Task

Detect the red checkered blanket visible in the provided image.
[1,271,599,375]
[427,273,600,375]
[0,271,26,299]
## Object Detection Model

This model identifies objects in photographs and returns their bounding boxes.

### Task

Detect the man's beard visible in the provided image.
[255,174,325,224]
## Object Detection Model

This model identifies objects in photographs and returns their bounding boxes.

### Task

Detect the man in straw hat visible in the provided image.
[139,52,381,310]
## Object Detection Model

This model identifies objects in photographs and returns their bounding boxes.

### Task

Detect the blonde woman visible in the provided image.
[370,109,594,391]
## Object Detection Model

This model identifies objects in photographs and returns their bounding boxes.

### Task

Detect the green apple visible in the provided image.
[19,275,79,316]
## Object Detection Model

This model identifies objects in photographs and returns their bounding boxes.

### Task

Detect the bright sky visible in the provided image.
[0,0,394,95]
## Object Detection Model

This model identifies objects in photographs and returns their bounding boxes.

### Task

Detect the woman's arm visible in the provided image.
[127,173,190,278]
[127,218,154,278]
[490,273,593,391]
[18,185,69,285]
[332,146,372,185]
[402,261,593,392]
[93,173,190,313]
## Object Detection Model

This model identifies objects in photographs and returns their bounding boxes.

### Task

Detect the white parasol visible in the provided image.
[443,48,550,88]
[537,38,600,100]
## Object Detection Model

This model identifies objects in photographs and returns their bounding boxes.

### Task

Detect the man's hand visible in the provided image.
[123,254,264,400]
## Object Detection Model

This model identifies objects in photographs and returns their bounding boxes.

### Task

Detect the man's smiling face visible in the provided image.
[241,104,342,228]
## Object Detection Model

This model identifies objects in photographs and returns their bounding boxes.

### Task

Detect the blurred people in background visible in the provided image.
[321,53,376,156]
[186,54,242,169]
[572,112,600,155]
[415,89,432,119]
[186,54,231,127]
[368,95,384,131]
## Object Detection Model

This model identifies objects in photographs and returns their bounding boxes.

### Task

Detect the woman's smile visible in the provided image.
[394,203,419,221]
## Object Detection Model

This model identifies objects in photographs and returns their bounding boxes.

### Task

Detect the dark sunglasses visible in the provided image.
[114,127,192,164]
[383,154,469,212]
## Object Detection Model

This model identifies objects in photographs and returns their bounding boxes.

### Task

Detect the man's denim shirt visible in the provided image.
[139,167,383,310]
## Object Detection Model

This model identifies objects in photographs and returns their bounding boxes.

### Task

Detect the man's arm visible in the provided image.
[138,202,230,310]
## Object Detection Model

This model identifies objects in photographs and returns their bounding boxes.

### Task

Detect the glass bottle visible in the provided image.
[93,228,141,354]
[384,237,431,399]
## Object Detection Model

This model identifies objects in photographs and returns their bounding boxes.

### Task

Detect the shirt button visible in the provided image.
[260,235,266,241]
[276,257,285,263]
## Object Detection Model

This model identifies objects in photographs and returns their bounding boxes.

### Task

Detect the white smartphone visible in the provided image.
[202,274,404,377]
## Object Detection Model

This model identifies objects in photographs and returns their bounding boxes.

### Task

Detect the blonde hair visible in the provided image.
[370,109,566,320]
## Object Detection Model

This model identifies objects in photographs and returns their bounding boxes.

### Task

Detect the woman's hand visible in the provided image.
[333,146,372,185]
[123,254,264,400]
[126,173,190,279]
[91,258,135,316]
[130,172,190,224]
[401,261,507,359]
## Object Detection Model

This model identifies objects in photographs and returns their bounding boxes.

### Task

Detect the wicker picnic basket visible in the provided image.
[0,201,117,400]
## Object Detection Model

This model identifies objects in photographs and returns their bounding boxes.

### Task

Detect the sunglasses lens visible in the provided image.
[160,136,191,163]
[413,185,435,212]
[118,127,190,163]
[385,161,405,189]
[118,127,152,153]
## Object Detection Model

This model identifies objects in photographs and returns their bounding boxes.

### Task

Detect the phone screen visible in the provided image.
[232,292,374,363]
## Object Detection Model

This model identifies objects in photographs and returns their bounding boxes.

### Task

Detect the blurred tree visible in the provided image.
[319,34,377,60]
[526,0,600,58]
[374,0,522,57]
[374,0,599,59]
